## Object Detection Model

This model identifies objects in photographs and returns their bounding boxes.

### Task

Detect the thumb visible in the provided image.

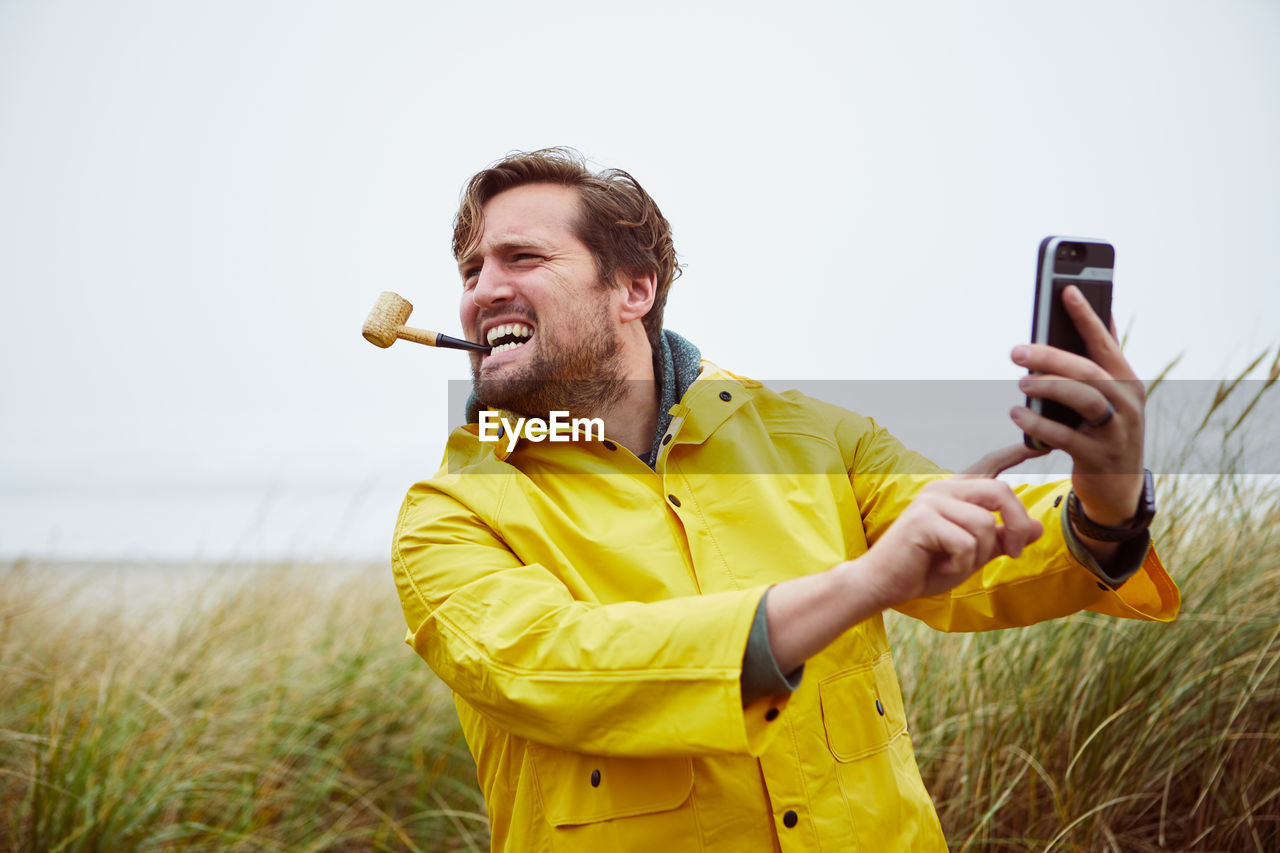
[958,443,1048,479]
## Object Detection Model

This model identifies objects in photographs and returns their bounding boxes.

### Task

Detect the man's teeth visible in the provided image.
[485,322,534,351]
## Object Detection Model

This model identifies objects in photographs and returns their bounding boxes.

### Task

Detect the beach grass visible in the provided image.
[897,357,1280,851]
[0,563,487,851]
[4,478,1275,852]
[893,471,1280,851]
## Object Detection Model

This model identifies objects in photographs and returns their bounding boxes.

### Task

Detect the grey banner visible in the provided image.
[446,379,1280,475]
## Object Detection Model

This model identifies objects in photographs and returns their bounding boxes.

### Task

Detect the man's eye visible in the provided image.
[513,253,539,263]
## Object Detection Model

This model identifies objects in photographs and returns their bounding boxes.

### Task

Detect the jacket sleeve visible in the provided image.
[814,398,1181,632]
[392,477,789,758]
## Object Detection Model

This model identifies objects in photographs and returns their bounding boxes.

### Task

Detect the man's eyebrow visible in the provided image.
[459,237,555,270]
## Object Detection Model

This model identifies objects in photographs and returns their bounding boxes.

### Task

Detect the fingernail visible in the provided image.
[1010,406,1025,421]
[1011,346,1030,364]
[1018,376,1032,391]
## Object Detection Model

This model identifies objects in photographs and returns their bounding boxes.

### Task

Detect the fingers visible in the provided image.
[1014,373,1144,460]
[1012,288,1147,461]
[936,498,1000,568]
[959,443,1048,478]
[927,516,982,576]
[1061,285,1136,380]
[1013,341,1110,384]
[1014,286,1137,383]
[919,479,1043,559]
[1011,402,1101,456]
[1018,374,1114,425]
[867,478,1047,606]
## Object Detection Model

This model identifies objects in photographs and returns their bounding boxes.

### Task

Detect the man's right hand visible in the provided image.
[848,476,1044,611]
[764,446,1044,675]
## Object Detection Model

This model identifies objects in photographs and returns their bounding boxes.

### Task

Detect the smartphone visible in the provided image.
[1024,236,1114,450]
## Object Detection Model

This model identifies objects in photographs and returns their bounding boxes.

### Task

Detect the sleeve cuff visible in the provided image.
[1060,500,1149,588]
[740,588,804,707]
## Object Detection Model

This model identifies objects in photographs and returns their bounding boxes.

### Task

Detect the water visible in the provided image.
[0,480,409,563]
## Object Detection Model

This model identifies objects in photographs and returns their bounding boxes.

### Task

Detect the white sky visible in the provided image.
[2,1,1277,560]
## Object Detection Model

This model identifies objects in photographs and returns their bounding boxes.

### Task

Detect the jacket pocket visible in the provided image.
[526,743,695,827]
[818,652,909,762]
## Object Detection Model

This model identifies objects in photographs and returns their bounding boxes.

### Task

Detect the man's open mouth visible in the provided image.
[485,322,534,355]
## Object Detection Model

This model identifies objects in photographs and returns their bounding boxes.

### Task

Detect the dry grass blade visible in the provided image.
[1145,352,1183,399]
[1043,794,1150,852]
[1225,346,1280,437]
[1064,701,1137,785]
[1197,349,1270,433]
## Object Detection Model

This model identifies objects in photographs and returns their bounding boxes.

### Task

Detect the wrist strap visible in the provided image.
[1067,469,1155,542]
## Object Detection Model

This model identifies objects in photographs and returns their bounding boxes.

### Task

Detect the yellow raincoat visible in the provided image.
[393,364,1179,852]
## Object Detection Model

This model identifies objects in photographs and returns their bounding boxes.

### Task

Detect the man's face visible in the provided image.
[459,183,626,419]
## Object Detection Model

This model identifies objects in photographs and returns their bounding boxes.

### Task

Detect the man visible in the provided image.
[392,148,1179,851]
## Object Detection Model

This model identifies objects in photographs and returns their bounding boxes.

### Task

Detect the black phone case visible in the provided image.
[1041,278,1112,429]
[1025,237,1114,449]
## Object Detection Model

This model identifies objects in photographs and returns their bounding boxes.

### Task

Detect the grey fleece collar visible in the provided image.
[644,329,702,467]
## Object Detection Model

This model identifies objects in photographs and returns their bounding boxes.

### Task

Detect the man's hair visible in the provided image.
[453,147,680,349]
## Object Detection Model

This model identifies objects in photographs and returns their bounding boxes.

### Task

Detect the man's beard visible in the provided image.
[471,308,627,421]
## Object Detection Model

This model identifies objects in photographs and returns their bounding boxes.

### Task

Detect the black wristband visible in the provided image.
[1067,469,1156,542]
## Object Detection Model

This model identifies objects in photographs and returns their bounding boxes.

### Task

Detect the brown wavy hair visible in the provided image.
[453,147,680,349]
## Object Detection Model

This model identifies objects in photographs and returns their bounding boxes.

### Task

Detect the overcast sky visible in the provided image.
[2,1,1277,561]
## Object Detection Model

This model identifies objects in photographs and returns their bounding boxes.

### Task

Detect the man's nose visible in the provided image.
[471,265,516,308]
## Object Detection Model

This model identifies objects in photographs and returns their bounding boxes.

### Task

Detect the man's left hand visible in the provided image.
[1010,284,1146,527]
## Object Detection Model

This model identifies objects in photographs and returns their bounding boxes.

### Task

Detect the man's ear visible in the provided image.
[615,268,657,324]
